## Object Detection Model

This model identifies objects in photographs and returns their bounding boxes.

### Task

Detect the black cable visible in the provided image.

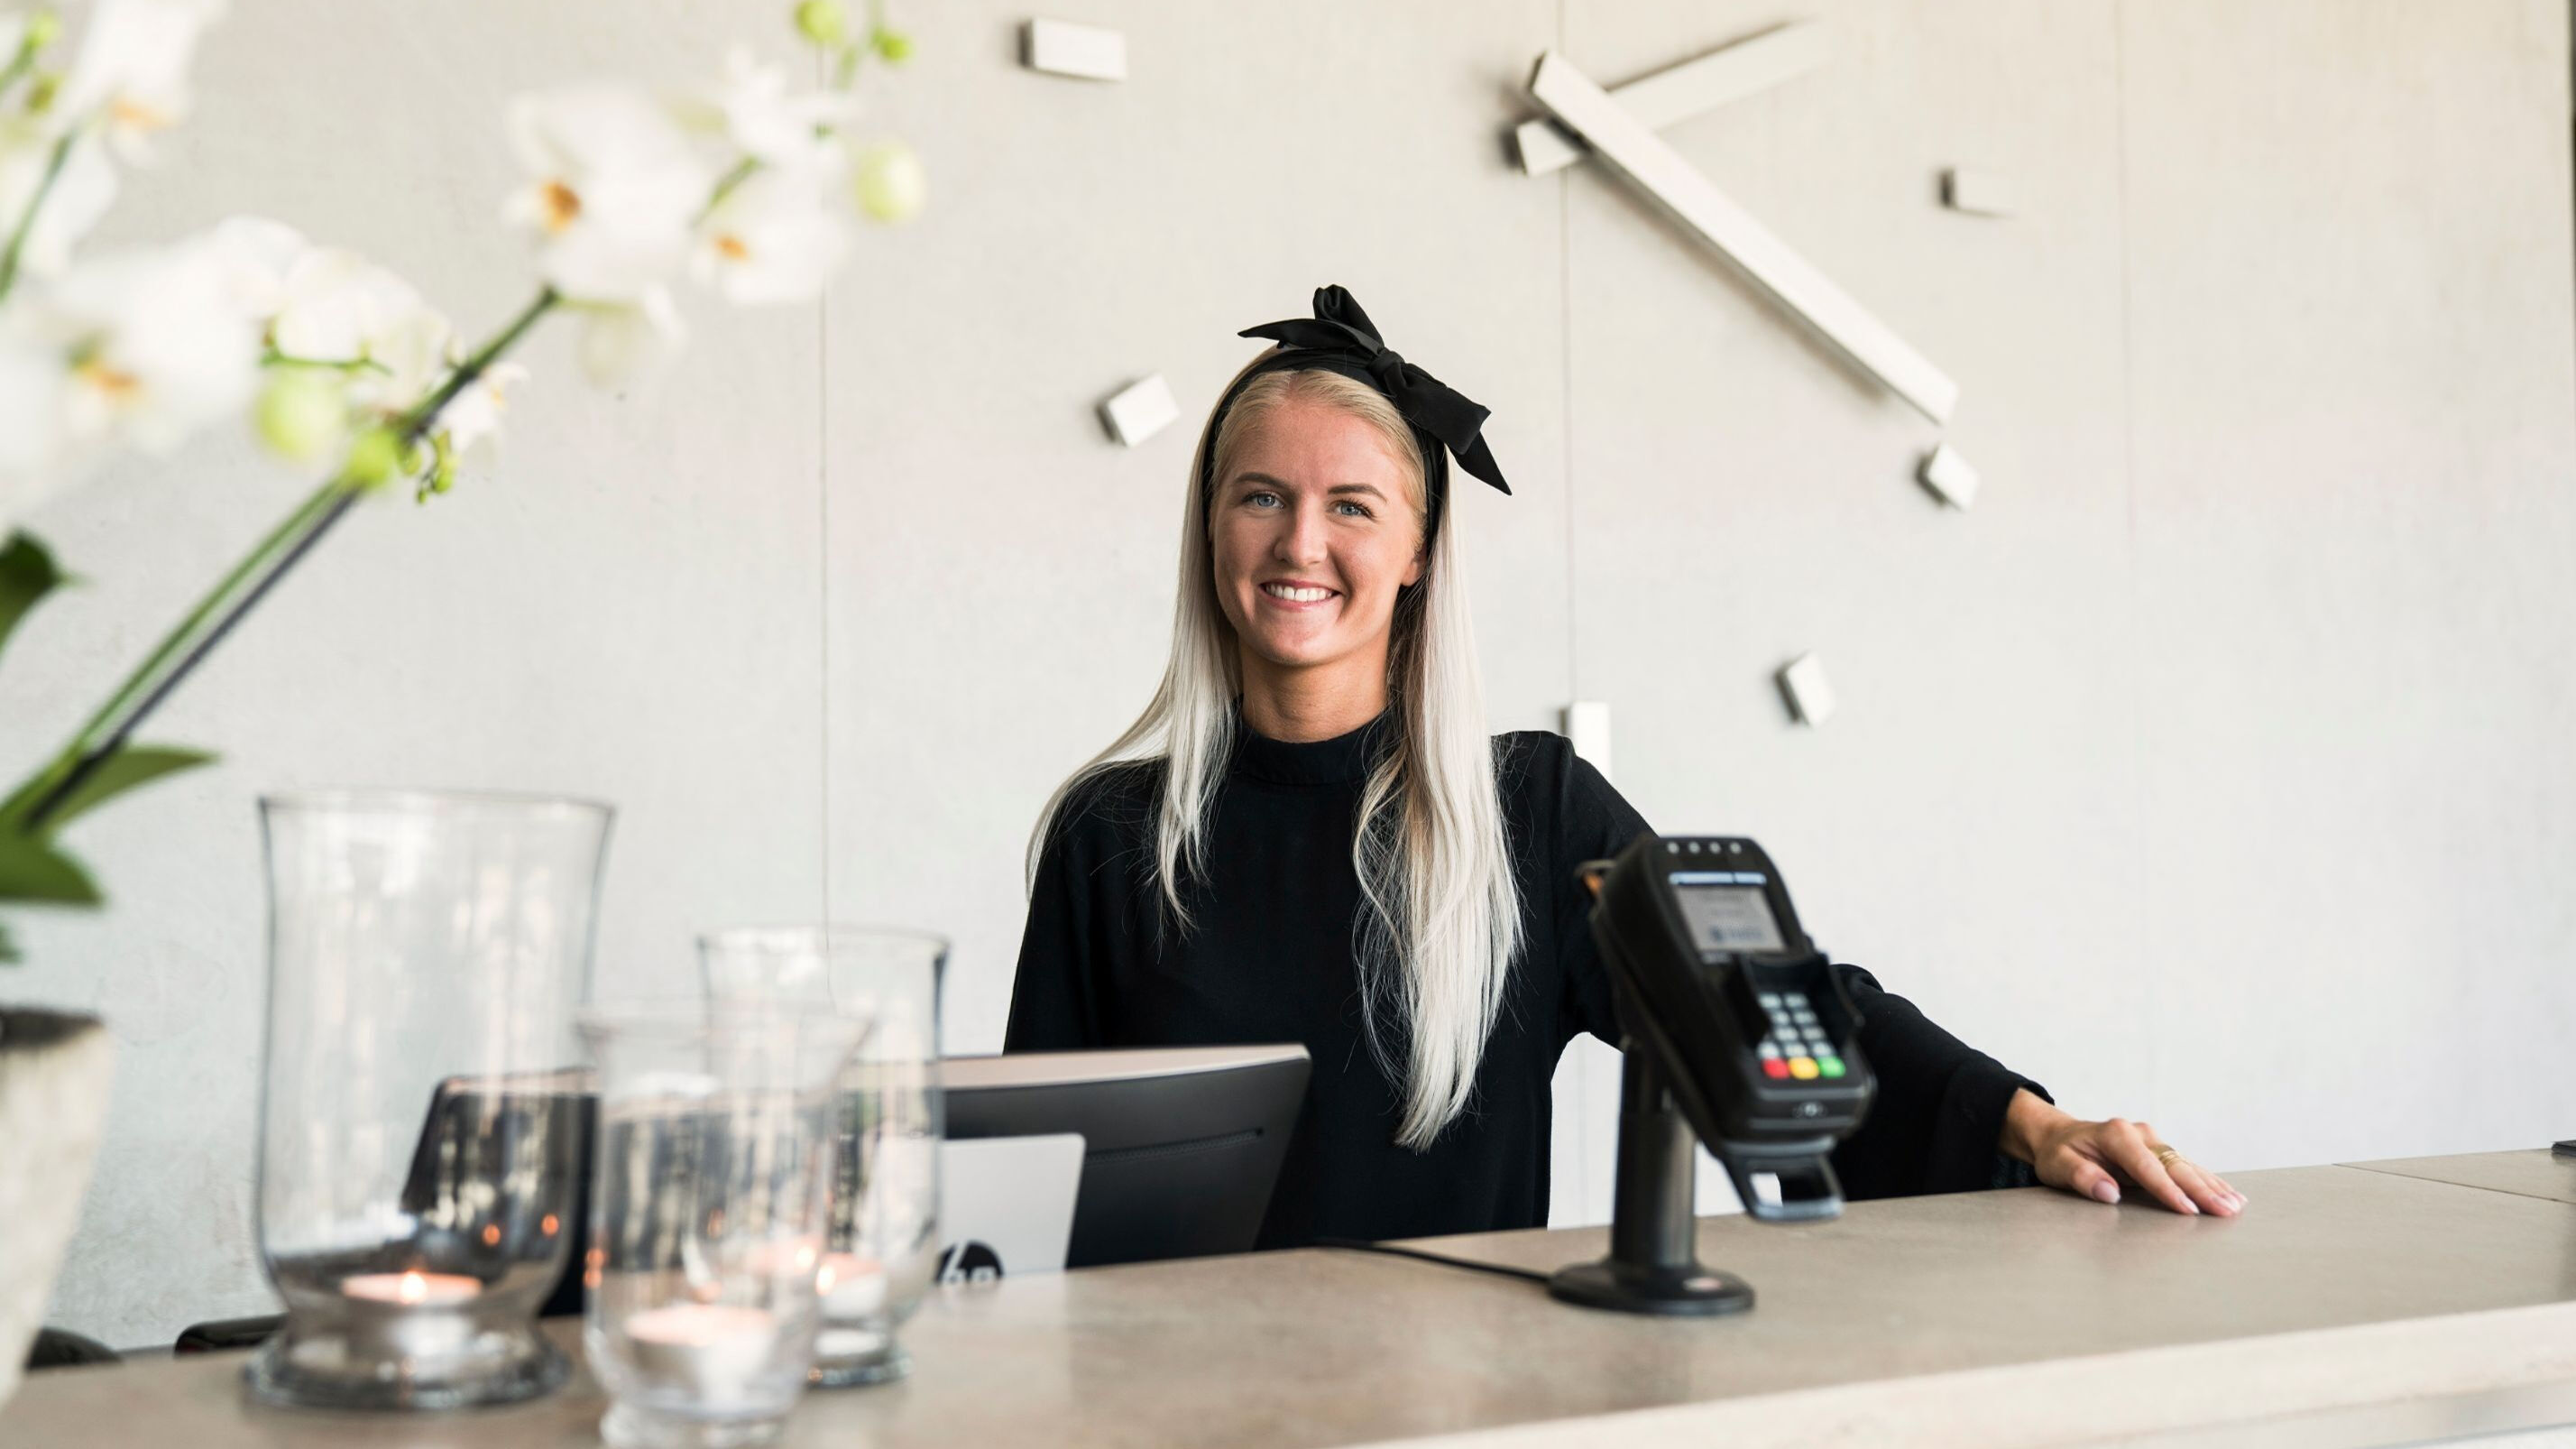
[1312,1237,1551,1287]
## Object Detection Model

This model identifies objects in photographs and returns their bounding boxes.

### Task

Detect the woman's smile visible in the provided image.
[1258,579,1340,609]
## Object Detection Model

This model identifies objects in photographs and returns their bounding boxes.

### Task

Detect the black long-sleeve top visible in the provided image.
[1004,714,2046,1246]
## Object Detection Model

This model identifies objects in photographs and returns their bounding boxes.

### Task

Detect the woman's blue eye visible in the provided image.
[1333,500,1372,518]
[1246,491,1281,508]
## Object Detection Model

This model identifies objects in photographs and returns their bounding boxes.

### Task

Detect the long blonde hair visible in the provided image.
[1029,359,1523,1150]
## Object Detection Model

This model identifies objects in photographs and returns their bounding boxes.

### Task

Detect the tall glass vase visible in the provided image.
[699,926,946,1387]
[246,789,612,1411]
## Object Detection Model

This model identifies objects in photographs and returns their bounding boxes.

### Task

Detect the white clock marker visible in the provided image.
[1099,374,1177,447]
[1917,443,1981,510]
[1021,19,1126,82]
[1941,168,2017,218]
[1777,654,1837,726]
[1513,22,1830,179]
[1528,51,1961,425]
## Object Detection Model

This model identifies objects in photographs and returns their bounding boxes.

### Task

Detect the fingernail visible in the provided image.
[2091,1179,2120,1204]
[2182,1200,2200,1214]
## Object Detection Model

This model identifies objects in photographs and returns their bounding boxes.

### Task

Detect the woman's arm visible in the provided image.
[1538,738,2040,1199]
[1001,795,1113,1053]
[1826,964,2044,1198]
[1533,738,2242,1213]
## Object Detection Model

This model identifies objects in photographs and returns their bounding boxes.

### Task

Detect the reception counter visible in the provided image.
[9,1151,2576,1448]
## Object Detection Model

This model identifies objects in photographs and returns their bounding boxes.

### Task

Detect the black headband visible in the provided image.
[1198,285,1510,538]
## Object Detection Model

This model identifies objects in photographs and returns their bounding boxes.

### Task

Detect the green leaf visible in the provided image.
[14,743,216,836]
[0,918,18,964]
[0,531,67,667]
[0,831,100,906]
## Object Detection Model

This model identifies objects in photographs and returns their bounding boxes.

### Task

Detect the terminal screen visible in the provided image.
[1673,882,1786,955]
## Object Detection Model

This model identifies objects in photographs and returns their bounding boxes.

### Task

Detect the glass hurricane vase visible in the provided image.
[245,789,612,1411]
[580,1001,866,1449]
[698,925,947,1387]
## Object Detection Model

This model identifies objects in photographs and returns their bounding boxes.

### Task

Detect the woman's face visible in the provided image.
[1210,397,1425,680]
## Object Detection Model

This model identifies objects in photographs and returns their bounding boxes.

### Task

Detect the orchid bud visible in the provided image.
[852,141,925,224]
[253,371,347,463]
[343,427,403,490]
[794,0,848,47]
[24,10,61,52]
[871,26,913,63]
[426,434,458,497]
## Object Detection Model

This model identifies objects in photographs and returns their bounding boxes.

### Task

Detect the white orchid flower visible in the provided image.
[692,143,850,305]
[682,47,856,165]
[434,360,528,457]
[572,287,685,385]
[9,236,258,460]
[0,128,118,281]
[503,85,712,303]
[201,214,309,322]
[268,246,456,411]
[355,301,456,412]
[53,0,228,162]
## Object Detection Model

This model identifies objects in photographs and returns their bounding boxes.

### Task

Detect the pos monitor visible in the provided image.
[944,1044,1310,1269]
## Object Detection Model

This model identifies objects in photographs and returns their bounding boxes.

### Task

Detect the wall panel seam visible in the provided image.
[2108,0,2160,1120]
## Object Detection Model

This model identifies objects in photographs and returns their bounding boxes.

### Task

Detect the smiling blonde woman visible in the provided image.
[1007,286,2243,1247]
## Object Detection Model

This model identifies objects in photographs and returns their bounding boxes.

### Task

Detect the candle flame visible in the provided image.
[396,1270,428,1306]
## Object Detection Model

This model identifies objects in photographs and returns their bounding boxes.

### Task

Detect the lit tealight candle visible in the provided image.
[816,1252,886,1318]
[338,1270,483,1361]
[343,1269,482,1307]
[623,1304,779,1400]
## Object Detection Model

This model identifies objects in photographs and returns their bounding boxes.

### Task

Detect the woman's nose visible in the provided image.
[1272,500,1329,563]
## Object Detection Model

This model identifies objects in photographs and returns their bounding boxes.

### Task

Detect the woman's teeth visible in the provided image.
[1263,584,1333,603]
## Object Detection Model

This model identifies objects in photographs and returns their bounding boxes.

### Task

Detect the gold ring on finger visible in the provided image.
[2154,1147,2184,1168]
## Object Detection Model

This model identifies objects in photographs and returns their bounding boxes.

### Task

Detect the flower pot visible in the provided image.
[0,1009,115,1411]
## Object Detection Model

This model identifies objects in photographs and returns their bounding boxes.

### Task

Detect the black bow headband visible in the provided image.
[1199,285,1510,537]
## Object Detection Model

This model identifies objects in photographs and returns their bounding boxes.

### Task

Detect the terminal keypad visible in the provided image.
[1753,990,1845,1082]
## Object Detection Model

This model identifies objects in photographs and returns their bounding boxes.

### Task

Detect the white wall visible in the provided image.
[3,0,2570,1349]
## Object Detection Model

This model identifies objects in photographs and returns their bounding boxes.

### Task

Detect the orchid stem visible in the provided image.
[700,158,760,222]
[15,286,562,833]
[263,352,391,375]
[0,46,37,102]
[0,129,76,307]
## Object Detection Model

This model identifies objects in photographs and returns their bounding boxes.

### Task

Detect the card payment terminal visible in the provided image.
[1549,833,1876,1316]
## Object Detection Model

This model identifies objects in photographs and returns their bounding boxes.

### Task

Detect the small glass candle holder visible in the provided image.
[580,1001,868,1449]
[248,790,611,1412]
[699,926,946,1389]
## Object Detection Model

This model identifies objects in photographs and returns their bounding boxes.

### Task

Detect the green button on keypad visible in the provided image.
[1818,1057,1845,1078]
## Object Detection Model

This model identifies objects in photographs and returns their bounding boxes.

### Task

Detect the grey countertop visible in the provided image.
[8,1155,2576,1448]
[2341,1147,2576,1205]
